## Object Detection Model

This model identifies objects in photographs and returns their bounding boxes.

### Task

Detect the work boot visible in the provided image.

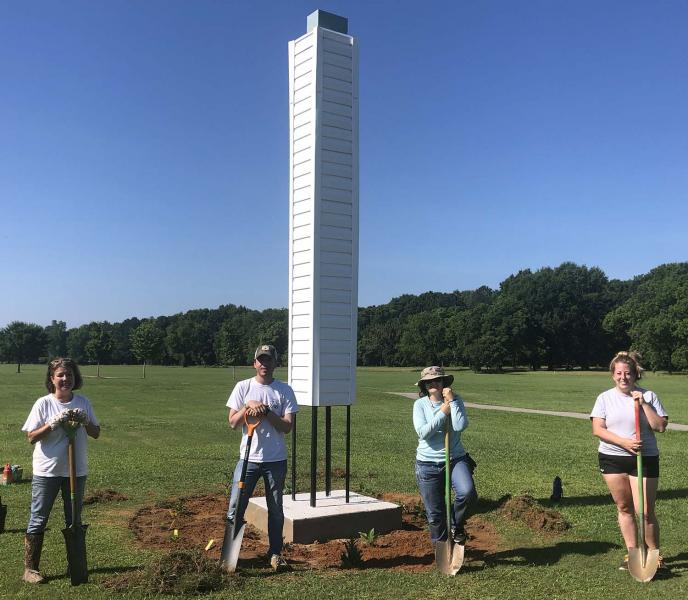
[269,554,291,572]
[23,533,46,584]
[656,555,670,574]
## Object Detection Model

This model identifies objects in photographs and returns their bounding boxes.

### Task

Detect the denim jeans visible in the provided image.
[27,475,86,534]
[415,457,477,543]
[226,459,287,557]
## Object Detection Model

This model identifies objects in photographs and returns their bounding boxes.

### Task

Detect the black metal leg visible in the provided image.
[346,404,351,503]
[325,406,331,496]
[310,406,318,507]
[291,413,297,501]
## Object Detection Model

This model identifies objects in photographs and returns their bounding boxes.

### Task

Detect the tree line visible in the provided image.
[1,262,687,373]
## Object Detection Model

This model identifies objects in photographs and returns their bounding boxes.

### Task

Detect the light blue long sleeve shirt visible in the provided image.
[413,393,469,462]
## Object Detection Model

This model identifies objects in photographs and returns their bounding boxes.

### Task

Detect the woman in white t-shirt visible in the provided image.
[590,351,668,572]
[20,358,100,584]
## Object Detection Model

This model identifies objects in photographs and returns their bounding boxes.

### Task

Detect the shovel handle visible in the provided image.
[244,412,261,436]
[634,397,641,440]
[444,422,452,538]
[236,413,262,491]
[634,398,646,558]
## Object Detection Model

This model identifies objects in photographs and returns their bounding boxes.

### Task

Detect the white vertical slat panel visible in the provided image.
[289,24,357,407]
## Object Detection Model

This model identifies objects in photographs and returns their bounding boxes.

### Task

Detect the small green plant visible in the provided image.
[358,527,378,546]
[340,538,364,569]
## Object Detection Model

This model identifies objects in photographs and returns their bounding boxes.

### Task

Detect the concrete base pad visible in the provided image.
[245,490,402,544]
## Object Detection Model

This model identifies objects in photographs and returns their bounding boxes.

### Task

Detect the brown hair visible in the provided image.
[609,351,643,381]
[45,357,83,393]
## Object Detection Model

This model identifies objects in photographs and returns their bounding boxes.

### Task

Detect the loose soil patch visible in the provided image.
[499,495,569,533]
[83,488,129,505]
[128,492,503,573]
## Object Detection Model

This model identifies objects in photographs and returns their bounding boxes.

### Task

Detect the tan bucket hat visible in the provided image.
[416,365,454,388]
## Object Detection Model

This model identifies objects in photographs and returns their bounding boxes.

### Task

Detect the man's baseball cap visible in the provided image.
[254,344,278,361]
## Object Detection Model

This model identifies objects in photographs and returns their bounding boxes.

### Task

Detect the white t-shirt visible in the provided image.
[22,394,99,477]
[227,378,298,463]
[590,387,667,457]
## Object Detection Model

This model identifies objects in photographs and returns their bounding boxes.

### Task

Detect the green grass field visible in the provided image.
[1,364,687,598]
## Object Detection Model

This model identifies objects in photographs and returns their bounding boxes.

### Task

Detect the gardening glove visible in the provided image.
[48,410,70,430]
[69,408,90,425]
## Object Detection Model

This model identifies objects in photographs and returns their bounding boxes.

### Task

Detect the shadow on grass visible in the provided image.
[534,487,688,508]
[480,540,618,568]
[44,565,140,583]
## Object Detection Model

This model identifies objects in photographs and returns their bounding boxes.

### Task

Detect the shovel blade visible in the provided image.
[435,540,462,576]
[0,503,7,533]
[62,524,89,585]
[628,547,660,583]
[220,519,245,573]
[450,542,465,573]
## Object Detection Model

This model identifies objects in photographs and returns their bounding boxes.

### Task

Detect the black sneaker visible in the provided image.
[451,526,467,545]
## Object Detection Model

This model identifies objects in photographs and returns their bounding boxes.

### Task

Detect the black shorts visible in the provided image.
[598,453,659,478]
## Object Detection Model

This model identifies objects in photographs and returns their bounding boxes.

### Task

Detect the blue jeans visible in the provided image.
[415,457,477,543]
[27,475,86,534]
[226,459,287,557]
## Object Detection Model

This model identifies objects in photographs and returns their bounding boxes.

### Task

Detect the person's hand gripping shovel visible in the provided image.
[627,397,659,582]
[61,410,89,585]
[220,411,262,573]
[435,391,464,576]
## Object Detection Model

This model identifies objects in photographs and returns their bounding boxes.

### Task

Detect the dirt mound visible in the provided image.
[499,495,569,533]
[126,492,502,574]
[83,489,129,505]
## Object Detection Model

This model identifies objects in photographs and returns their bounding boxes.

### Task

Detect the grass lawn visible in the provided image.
[1,364,687,598]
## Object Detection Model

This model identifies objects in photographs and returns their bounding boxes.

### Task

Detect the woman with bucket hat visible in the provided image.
[413,366,477,548]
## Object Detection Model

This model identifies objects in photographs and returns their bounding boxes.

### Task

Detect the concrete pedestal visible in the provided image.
[245,490,401,544]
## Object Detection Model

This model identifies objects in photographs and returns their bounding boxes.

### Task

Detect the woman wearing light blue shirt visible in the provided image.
[413,366,477,546]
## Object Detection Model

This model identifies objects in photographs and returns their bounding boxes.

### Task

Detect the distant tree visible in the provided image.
[85,322,113,377]
[604,263,688,371]
[66,325,90,364]
[165,317,214,366]
[467,333,509,372]
[130,321,164,378]
[215,317,249,367]
[397,310,452,366]
[45,320,68,358]
[0,321,47,373]
[498,262,614,369]
[358,321,401,366]
[247,314,288,364]
[110,317,140,364]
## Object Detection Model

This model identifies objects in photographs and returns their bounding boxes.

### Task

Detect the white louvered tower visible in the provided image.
[287,11,359,408]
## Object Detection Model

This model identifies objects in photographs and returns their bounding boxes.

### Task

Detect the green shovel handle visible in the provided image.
[634,399,645,553]
[445,421,452,537]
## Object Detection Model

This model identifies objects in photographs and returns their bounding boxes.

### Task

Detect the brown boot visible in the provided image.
[23,533,46,584]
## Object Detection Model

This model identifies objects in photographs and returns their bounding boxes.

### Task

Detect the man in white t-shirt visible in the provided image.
[225,344,298,571]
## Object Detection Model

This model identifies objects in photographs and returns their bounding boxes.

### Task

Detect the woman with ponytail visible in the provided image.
[590,351,669,572]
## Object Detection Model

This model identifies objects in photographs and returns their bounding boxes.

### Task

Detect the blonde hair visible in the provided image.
[609,351,643,380]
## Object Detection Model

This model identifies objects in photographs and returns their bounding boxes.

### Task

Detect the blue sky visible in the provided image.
[2,1,686,329]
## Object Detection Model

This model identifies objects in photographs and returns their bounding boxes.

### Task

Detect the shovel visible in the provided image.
[220,412,261,573]
[0,494,7,533]
[61,424,88,585]
[435,422,464,575]
[627,398,659,583]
